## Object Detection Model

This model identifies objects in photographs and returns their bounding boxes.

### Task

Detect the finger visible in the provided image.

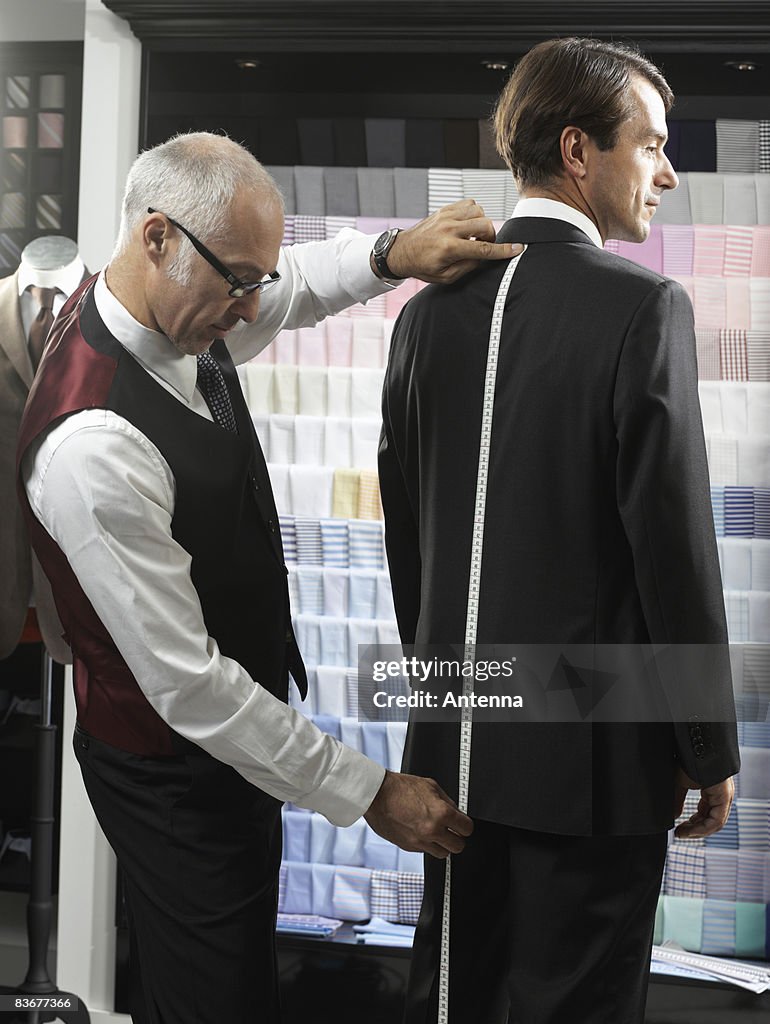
[433,829,467,855]
[425,842,451,860]
[453,239,523,263]
[446,214,498,241]
[444,812,474,838]
[441,199,486,218]
[675,806,727,839]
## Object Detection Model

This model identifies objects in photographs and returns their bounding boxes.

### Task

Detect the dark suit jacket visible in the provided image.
[378,216,740,836]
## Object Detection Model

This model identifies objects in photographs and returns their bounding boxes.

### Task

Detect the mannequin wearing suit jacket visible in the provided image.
[0,237,84,663]
[379,39,740,1024]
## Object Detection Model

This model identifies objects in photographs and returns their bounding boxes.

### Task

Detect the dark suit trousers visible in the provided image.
[73,725,283,1024]
[405,819,668,1024]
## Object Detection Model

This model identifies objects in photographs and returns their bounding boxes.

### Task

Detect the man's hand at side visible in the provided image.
[364,770,474,859]
[382,199,524,284]
[673,767,735,839]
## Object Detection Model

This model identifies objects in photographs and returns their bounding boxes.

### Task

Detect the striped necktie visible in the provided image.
[26,285,61,370]
[196,351,238,434]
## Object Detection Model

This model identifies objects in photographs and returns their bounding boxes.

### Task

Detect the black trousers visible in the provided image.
[73,725,284,1024]
[405,819,668,1024]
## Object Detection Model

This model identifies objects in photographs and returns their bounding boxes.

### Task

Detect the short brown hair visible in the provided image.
[494,37,674,189]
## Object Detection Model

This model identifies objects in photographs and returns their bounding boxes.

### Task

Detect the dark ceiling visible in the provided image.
[147,50,770,100]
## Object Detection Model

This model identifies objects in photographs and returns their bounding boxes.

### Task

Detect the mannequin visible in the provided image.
[0,235,86,664]
[17,236,86,342]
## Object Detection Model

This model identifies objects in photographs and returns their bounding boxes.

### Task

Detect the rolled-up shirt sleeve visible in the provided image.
[23,409,385,825]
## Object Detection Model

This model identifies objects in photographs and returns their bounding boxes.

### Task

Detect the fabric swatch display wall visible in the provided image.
[237,143,770,954]
[247,117,770,172]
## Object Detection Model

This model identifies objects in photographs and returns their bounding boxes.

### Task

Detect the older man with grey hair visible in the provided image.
[17,131,517,1024]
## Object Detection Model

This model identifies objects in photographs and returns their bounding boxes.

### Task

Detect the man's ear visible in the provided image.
[143,212,170,269]
[560,125,589,182]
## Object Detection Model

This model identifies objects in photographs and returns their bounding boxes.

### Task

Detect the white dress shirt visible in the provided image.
[23,230,389,827]
[511,196,604,248]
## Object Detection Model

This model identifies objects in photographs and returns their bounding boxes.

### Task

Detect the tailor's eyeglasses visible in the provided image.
[147,207,281,298]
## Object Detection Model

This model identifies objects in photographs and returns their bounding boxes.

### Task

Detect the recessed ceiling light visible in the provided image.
[724,59,761,72]
[235,58,260,70]
[481,60,510,71]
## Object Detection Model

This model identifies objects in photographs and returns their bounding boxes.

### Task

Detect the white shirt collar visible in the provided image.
[18,255,86,296]
[512,197,603,249]
[93,269,198,404]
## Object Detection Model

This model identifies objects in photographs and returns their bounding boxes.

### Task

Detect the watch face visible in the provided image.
[374,230,392,256]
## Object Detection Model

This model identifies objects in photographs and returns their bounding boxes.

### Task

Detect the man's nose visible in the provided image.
[656,151,679,192]
[231,290,261,324]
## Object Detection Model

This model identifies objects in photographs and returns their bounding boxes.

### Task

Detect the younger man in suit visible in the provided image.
[379,37,739,1024]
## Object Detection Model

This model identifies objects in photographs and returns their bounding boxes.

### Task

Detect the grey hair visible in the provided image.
[112,132,284,284]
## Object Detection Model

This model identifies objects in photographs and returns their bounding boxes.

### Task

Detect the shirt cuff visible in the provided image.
[294,742,386,827]
[339,231,400,302]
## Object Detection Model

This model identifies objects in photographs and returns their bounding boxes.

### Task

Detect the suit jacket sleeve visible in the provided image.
[614,278,740,786]
[378,309,422,646]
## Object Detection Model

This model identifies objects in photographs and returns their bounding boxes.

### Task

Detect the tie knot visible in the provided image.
[27,285,60,313]
[196,350,220,385]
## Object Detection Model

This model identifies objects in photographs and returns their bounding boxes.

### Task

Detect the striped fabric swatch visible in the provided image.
[294,517,323,565]
[349,520,385,569]
[319,518,349,567]
[461,168,508,219]
[427,168,463,213]
[720,330,750,380]
[716,121,761,174]
[735,800,769,859]
[723,480,766,533]
[747,333,770,380]
[724,226,755,277]
[332,866,371,921]
[704,849,739,901]
[702,899,736,956]
[694,226,726,276]
[704,802,740,849]
[661,225,694,275]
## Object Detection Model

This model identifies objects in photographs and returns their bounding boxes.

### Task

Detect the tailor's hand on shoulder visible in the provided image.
[385,199,524,284]
[364,769,474,859]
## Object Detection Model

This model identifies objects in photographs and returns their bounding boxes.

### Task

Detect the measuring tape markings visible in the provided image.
[436,249,526,1023]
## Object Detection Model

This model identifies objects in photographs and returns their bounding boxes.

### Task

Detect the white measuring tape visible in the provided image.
[437,247,526,1024]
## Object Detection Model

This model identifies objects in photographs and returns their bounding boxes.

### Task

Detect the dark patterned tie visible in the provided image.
[196,351,238,434]
[26,285,61,370]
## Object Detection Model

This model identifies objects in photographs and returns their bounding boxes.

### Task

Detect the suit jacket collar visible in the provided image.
[497,217,602,248]
[0,270,34,389]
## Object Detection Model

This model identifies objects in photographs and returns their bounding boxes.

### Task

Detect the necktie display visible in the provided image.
[196,351,238,433]
[26,285,60,370]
